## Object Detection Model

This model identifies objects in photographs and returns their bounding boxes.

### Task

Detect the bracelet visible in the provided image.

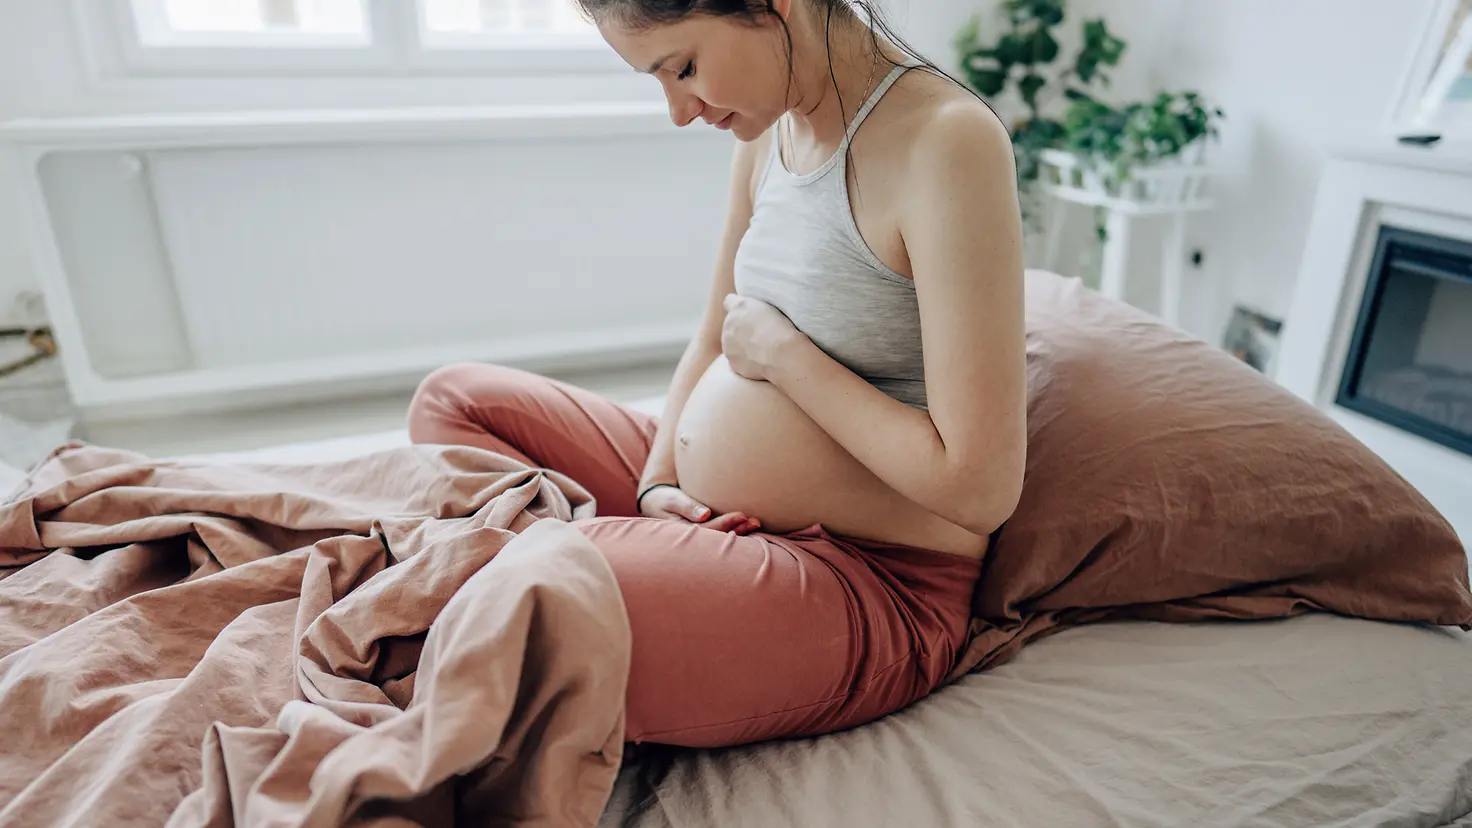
[635,483,679,515]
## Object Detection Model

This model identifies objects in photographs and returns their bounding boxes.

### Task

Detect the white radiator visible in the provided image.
[0,105,728,421]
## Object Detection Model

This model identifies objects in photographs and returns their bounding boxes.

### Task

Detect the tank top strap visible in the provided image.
[755,127,780,195]
[840,60,920,151]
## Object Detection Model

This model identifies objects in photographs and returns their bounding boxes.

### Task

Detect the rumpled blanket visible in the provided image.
[0,443,630,828]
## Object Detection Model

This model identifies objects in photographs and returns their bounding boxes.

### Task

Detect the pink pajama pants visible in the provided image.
[407,363,981,749]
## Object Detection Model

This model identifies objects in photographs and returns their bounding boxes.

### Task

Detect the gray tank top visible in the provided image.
[733,61,928,410]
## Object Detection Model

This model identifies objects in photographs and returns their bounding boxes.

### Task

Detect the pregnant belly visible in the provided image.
[674,356,984,557]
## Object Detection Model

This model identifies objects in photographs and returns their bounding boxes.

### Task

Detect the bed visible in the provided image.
[4,423,1471,827]
[147,406,1472,828]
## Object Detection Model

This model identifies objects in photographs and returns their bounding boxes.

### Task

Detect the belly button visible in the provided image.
[678,434,691,447]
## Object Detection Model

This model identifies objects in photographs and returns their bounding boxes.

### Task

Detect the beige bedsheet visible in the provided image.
[603,613,1472,828]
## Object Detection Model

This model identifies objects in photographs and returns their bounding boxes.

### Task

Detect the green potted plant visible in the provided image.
[954,0,1128,196]
[1053,91,1224,201]
[956,0,1225,238]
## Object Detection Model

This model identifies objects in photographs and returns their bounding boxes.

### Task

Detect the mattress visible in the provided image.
[600,614,1472,828]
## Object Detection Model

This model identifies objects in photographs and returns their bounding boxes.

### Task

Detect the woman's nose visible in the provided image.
[666,91,703,128]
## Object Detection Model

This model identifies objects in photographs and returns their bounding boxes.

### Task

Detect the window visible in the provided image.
[82,0,616,76]
[419,0,602,53]
[134,0,371,44]
[422,0,597,41]
[1396,0,1472,138]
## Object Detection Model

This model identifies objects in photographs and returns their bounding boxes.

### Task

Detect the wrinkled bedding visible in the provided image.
[0,443,630,827]
[602,613,1472,828]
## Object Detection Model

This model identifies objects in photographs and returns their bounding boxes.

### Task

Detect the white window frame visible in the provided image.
[1389,0,1472,139]
[72,0,625,79]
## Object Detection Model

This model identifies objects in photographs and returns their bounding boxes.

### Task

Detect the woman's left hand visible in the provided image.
[721,294,805,382]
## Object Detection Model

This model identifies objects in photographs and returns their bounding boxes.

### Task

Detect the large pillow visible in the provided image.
[953,270,1472,677]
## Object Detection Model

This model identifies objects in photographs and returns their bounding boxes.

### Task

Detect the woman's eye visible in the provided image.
[677,61,695,81]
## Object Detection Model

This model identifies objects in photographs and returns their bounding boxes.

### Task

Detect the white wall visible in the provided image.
[1139,0,1441,340]
[901,0,993,71]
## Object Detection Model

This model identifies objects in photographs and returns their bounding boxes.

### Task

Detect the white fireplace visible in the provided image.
[1279,145,1472,544]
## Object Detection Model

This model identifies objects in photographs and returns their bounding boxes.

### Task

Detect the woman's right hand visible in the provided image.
[638,484,762,535]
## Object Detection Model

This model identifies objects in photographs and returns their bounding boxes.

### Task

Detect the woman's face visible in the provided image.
[599,9,793,142]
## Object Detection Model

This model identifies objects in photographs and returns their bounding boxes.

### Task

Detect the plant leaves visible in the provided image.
[1081,19,1128,67]
[1075,56,1098,83]
[995,33,1029,66]
[1019,74,1047,110]
[967,67,1010,97]
[1010,117,1066,184]
[951,0,1234,214]
[1031,28,1060,63]
[1004,0,1033,25]
[1060,89,1225,185]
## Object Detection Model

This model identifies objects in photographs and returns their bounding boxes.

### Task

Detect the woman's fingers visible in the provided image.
[669,491,713,523]
[702,512,746,532]
[732,516,762,535]
[703,512,762,535]
[639,487,762,534]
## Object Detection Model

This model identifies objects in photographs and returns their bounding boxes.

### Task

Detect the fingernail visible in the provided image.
[697,507,710,518]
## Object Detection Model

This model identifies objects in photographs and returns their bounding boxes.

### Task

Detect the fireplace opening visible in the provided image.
[1336,225,1472,457]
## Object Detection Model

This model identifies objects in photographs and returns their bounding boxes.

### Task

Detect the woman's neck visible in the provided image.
[783,8,898,148]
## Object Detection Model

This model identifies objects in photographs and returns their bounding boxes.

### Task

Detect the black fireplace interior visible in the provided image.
[1336,225,1472,458]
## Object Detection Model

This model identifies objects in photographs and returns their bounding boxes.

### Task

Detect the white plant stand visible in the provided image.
[1037,147,1217,327]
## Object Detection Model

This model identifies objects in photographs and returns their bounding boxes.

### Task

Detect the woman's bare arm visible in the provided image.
[761,103,1027,535]
[639,132,772,491]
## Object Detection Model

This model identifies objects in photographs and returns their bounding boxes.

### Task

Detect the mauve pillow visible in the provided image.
[953,270,1472,677]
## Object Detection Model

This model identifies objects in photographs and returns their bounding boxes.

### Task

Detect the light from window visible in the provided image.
[1443,1,1472,102]
[421,0,594,36]
[136,0,368,40]
[1419,0,1472,121]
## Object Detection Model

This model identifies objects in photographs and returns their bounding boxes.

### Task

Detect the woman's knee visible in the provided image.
[407,362,537,445]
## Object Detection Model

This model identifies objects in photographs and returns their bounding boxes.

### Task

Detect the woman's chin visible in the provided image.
[732,115,775,143]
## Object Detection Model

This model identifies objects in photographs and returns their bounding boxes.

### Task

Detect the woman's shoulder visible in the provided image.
[888,67,1013,171]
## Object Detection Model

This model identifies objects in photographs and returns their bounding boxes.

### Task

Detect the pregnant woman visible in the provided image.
[408,0,1025,748]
